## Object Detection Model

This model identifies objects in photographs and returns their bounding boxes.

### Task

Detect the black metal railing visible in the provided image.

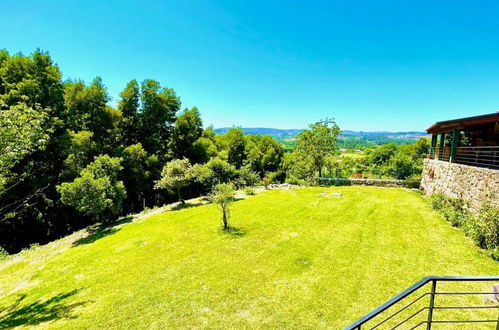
[345,276,499,330]
[429,146,499,170]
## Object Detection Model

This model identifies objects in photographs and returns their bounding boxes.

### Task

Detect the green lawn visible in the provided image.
[1,187,498,329]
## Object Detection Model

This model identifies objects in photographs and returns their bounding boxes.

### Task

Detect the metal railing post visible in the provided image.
[427,280,437,330]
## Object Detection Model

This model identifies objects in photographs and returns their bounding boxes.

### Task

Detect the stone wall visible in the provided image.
[421,158,499,210]
[318,177,421,188]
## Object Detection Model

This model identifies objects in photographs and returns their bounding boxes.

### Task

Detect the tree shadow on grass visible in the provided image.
[171,202,203,211]
[72,216,133,247]
[0,289,86,329]
[221,226,247,238]
[72,226,120,246]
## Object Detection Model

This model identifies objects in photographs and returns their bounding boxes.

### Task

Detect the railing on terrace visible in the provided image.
[345,276,499,330]
[429,146,499,170]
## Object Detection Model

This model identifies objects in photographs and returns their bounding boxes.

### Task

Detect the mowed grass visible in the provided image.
[1,187,498,329]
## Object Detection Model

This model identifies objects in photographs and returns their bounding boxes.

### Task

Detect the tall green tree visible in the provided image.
[295,118,341,177]
[140,79,180,155]
[118,80,140,146]
[218,128,246,168]
[170,107,203,160]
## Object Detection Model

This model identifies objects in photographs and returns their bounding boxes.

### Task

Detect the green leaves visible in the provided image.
[57,155,126,221]
[0,102,52,190]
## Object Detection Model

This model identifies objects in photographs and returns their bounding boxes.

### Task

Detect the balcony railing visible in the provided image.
[345,276,499,330]
[429,146,499,170]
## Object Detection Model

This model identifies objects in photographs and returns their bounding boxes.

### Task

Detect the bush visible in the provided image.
[244,187,255,195]
[430,194,446,210]
[236,165,260,188]
[266,170,285,183]
[430,194,499,253]
[0,246,8,259]
[477,204,499,250]
[193,158,237,189]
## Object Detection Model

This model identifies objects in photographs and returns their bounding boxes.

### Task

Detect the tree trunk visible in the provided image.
[177,187,184,205]
[222,208,228,230]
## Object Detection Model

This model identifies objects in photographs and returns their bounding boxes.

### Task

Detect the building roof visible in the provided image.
[426,112,499,134]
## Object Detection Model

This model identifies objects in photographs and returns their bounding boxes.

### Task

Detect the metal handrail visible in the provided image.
[428,146,499,169]
[345,276,499,330]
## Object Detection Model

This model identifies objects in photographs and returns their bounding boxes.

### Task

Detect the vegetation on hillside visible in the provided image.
[0,49,429,253]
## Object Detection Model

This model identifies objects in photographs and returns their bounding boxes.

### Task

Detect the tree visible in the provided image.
[57,155,126,223]
[295,118,340,177]
[170,107,203,160]
[118,80,140,146]
[0,102,51,191]
[209,183,234,230]
[218,128,246,168]
[387,153,416,180]
[193,157,237,189]
[155,158,194,204]
[192,137,218,163]
[121,143,149,211]
[140,79,180,154]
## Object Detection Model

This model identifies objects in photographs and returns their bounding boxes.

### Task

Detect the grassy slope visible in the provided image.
[1,187,498,329]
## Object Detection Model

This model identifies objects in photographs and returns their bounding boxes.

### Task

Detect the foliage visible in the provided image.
[0,102,51,190]
[170,107,203,159]
[0,246,8,260]
[193,158,237,189]
[295,118,341,177]
[236,165,260,188]
[430,194,499,254]
[155,158,194,204]
[386,153,417,180]
[243,186,255,195]
[209,183,234,230]
[57,155,126,223]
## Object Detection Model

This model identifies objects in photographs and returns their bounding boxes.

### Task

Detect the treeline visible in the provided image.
[0,50,342,253]
[326,140,429,180]
[0,49,427,253]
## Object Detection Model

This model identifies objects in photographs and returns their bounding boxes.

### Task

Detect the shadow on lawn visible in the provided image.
[0,289,86,329]
[171,202,204,211]
[222,226,247,238]
[72,216,133,247]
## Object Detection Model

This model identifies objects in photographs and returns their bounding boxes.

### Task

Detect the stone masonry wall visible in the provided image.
[421,158,499,210]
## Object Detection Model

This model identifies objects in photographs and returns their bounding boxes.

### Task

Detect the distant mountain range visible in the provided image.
[213,127,428,140]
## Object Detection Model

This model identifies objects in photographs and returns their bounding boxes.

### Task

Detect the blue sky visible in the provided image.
[2,0,499,131]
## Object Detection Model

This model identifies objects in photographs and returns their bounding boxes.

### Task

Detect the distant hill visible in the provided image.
[214,127,427,140]
[213,127,303,138]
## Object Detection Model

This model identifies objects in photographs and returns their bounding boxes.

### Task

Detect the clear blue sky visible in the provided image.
[2,0,499,131]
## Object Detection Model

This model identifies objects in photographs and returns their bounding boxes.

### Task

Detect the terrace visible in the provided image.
[427,112,499,170]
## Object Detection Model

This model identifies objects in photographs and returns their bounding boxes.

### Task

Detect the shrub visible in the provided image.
[244,187,255,195]
[236,165,260,188]
[477,204,499,250]
[0,246,8,260]
[430,194,499,253]
[430,194,445,210]
[194,158,237,189]
[262,177,270,189]
[266,170,285,184]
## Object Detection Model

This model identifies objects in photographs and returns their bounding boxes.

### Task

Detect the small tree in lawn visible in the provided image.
[210,183,234,230]
[155,158,194,204]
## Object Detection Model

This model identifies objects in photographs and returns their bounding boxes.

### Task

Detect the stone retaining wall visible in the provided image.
[421,159,499,210]
[318,177,421,188]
